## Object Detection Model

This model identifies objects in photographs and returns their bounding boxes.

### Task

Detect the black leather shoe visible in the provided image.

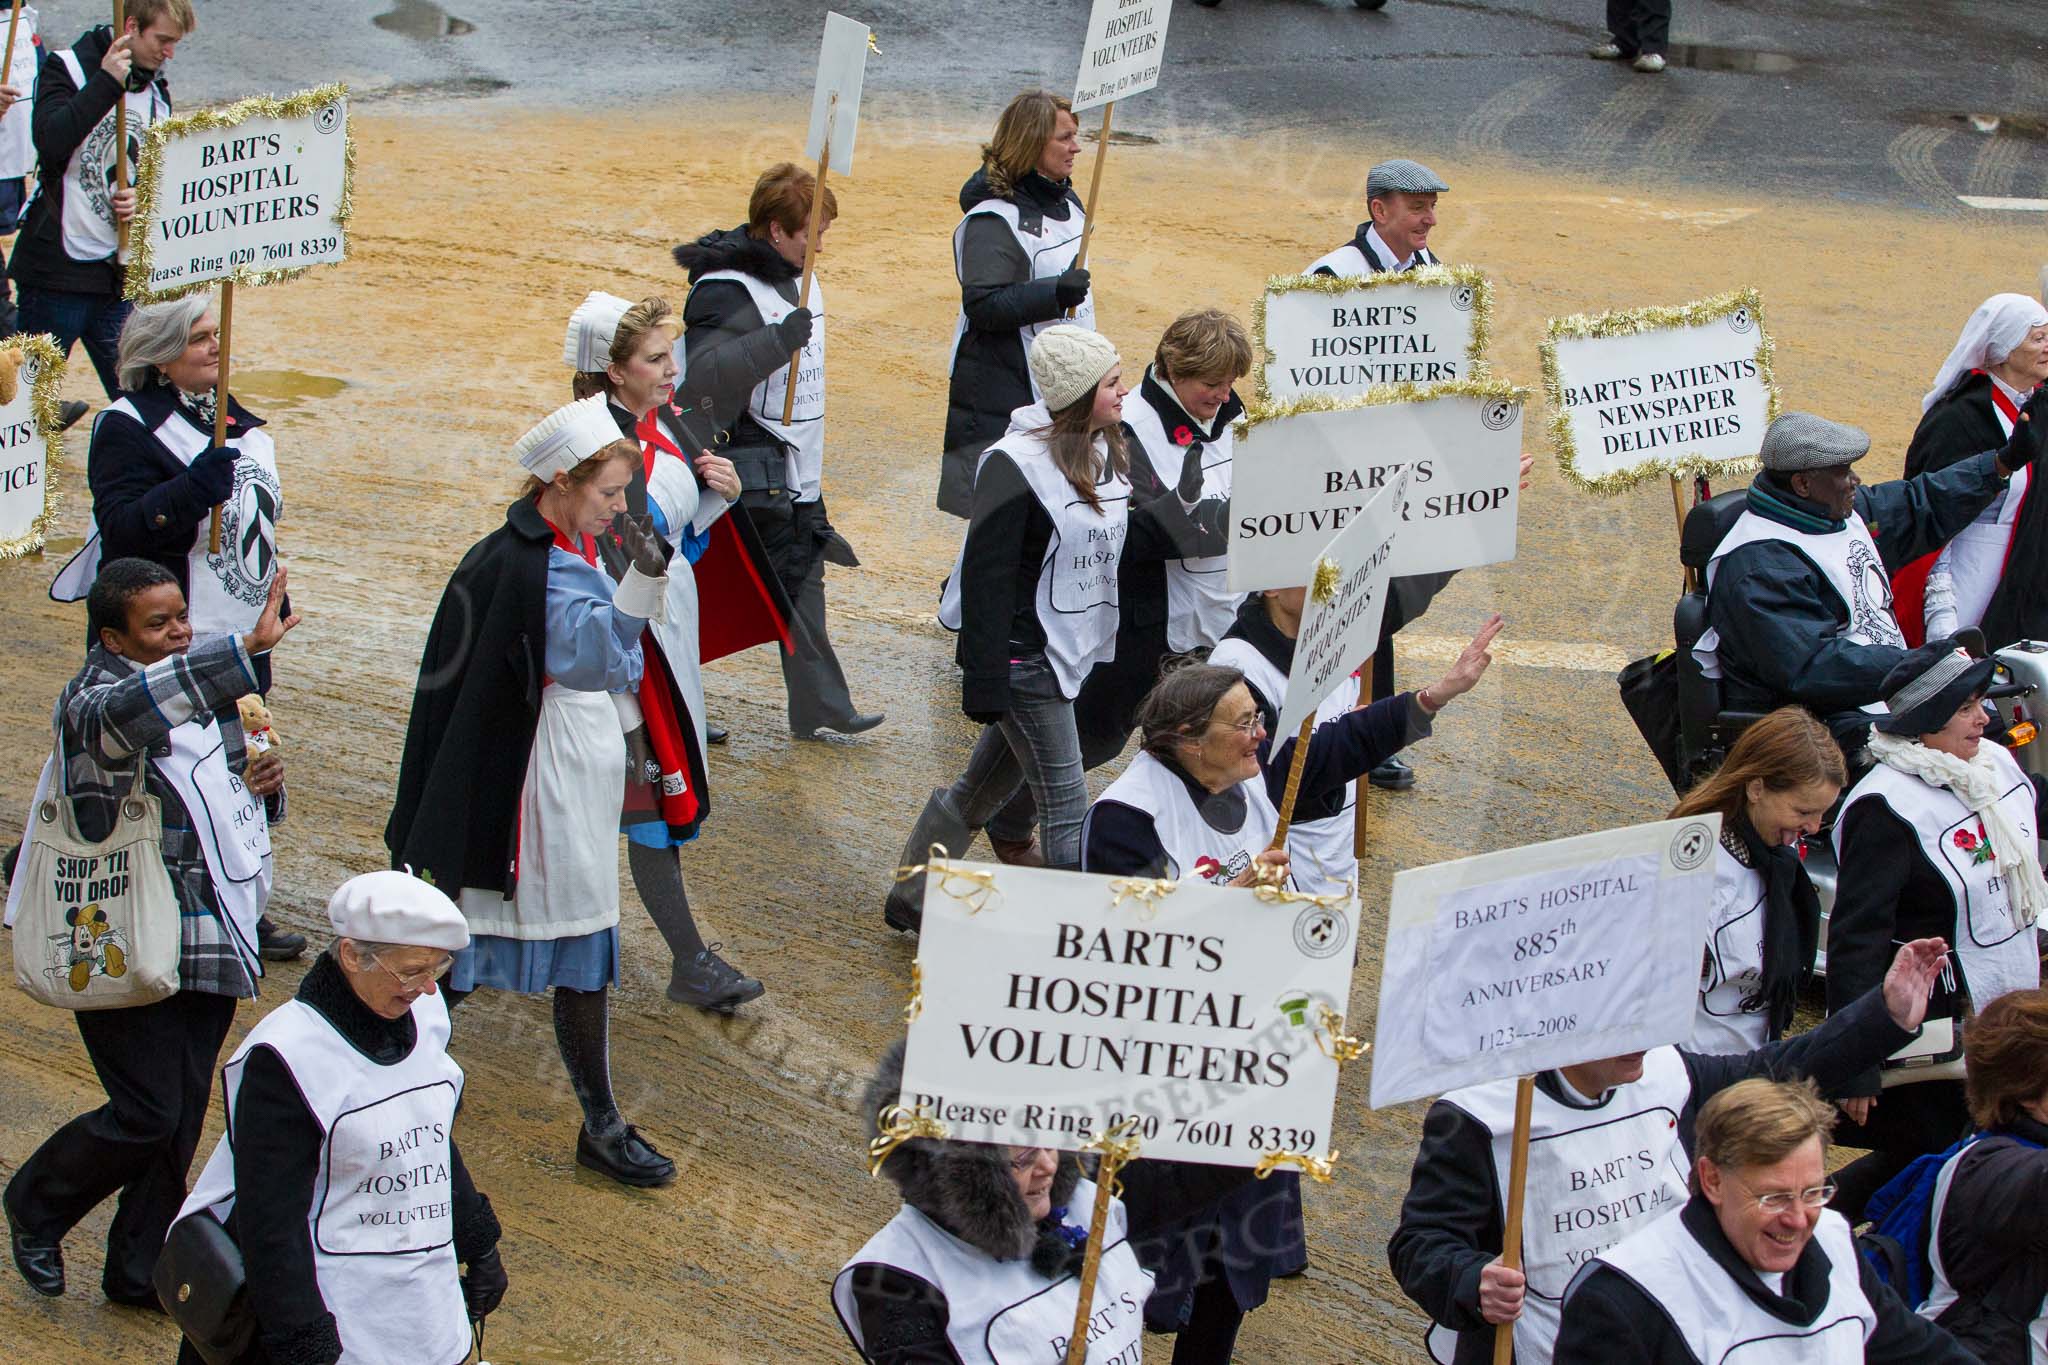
[257,915,307,962]
[576,1125,677,1188]
[667,944,765,1014]
[57,401,88,432]
[705,722,729,745]
[104,1283,165,1313]
[1368,757,1416,791]
[7,1210,64,1298]
[883,890,922,935]
[796,711,885,740]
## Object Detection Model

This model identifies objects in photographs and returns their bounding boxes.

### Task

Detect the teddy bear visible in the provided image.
[237,695,280,753]
[64,904,127,993]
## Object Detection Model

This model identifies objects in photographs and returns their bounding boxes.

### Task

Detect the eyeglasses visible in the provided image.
[1008,1146,1051,1172]
[372,953,453,992]
[1210,713,1265,738]
[1741,1181,1837,1214]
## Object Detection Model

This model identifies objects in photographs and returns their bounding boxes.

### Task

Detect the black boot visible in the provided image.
[885,790,975,933]
[667,943,765,1013]
[257,915,307,961]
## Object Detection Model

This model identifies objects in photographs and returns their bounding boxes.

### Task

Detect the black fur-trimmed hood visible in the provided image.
[863,1040,1085,1271]
[671,224,798,285]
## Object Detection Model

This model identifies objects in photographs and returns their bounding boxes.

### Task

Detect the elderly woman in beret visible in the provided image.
[172,871,505,1365]
[1824,638,2047,1219]
[833,1040,1153,1363]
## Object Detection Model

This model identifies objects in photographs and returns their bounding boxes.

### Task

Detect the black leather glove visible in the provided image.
[1176,439,1208,502]
[1053,268,1091,308]
[612,512,668,577]
[776,307,815,353]
[461,1248,508,1320]
[186,444,239,506]
[2000,390,2047,473]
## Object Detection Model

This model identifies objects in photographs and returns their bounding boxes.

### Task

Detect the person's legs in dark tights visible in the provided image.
[552,986,624,1139]
[627,841,762,1009]
[1170,1270,1246,1365]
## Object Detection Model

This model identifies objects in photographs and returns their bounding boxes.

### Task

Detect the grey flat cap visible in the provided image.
[1759,412,1872,472]
[1366,158,1448,198]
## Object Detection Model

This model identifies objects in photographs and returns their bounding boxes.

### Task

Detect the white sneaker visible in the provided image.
[1588,42,1624,59]
[1633,52,1668,72]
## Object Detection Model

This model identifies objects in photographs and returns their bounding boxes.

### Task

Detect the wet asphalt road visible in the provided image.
[91,0,2048,215]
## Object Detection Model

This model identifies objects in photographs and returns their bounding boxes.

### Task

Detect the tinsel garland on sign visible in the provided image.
[0,335,70,561]
[125,82,357,303]
[1253,264,1494,405]
[1540,287,1781,495]
[1233,376,1530,440]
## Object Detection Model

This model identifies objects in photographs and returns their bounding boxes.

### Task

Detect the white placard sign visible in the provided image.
[1073,0,1175,113]
[1227,387,1525,593]
[1368,816,1721,1109]
[1543,290,1778,492]
[1259,270,1488,404]
[901,862,1357,1168]
[0,338,62,560]
[1274,471,1408,738]
[127,86,351,301]
[805,11,870,176]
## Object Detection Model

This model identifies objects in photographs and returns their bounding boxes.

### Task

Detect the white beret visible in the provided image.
[327,871,469,952]
[1027,325,1121,413]
[513,395,623,482]
[564,290,632,373]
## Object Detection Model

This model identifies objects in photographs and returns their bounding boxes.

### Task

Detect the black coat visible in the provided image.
[87,383,266,594]
[385,499,551,896]
[1387,990,1913,1365]
[10,26,168,296]
[938,168,1083,517]
[672,224,804,460]
[1926,1113,2048,1364]
[1554,1195,1975,1365]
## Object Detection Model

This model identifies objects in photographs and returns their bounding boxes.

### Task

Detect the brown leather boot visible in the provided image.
[989,836,1045,868]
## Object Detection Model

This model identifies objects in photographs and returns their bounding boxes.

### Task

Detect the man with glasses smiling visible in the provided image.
[1553,1077,1977,1363]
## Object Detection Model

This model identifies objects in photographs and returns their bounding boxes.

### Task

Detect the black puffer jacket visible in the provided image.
[939,168,1083,517]
[672,225,802,454]
[1926,1113,2048,1364]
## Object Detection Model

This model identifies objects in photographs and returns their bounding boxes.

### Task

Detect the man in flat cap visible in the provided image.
[1304,157,1450,792]
[1696,404,2045,747]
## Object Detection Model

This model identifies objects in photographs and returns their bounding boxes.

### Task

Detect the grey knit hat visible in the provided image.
[1759,412,1872,473]
[1028,325,1121,413]
[1367,158,1449,199]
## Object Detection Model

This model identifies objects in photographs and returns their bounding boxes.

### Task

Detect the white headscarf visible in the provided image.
[1922,293,2048,413]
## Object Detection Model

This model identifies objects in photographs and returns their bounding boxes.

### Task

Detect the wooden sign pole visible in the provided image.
[1491,1075,1536,1365]
[781,93,834,426]
[1060,1127,1139,1365]
[2,0,26,94]
[112,0,128,250]
[1672,474,1697,593]
[206,282,235,553]
[1269,713,1318,847]
[1064,102,1113,319]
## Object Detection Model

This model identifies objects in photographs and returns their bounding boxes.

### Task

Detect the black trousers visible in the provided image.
[756,499,857,732]
[6,989,237,1296]
[1606,0,1672,55]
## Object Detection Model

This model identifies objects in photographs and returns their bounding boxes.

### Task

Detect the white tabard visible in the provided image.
[1122,376,1235,653]
[1306,238,1438,277]
[1590,1207,1874,1364]
[1692,844,1770,1054]
[1834,745,2043,1011]
[181,993,471,1365]
[1927,387,2021,636]
[949,197,1097,388]
[1093,749,1283,888]
[1432,1048,1695,1365]
[159,710,270,975]
[1695,510,1905,716]
[691,268,827,502]
[1206,635,1358,895]
[50,47,168,265]
[833,1178,1151,1365]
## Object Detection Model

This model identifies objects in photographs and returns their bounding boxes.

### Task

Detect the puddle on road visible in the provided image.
[1666,43,1799,74]
[1087,130,1161,146]
[373,0,475,38]
[231,369,348,412]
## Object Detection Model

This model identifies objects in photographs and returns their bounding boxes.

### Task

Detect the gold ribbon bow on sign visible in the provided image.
[867,1104,949,1177]
[893,846,1001,915]
[903,961,924,1024]
[1250,880,1349,909]
[1314,1004,1368,1063]
[867,32,881,54]
[1254,1149,1339,1184]
[1310,556,1342,606]
[1080,1117,1145,1198]
[1107,876,1178,918]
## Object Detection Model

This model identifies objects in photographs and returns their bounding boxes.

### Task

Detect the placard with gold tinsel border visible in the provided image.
[1541,288,1780,495]
[125,83,355,303]
[0,335,69,560]
[1253,265,1493,406]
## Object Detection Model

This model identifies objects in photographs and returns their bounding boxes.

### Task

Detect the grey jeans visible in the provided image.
[945,654,1088,868]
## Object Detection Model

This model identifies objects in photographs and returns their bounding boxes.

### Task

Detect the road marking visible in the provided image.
[1956,195,2048,211]
[1888,125,1958,214]
[1457,75,1559,161]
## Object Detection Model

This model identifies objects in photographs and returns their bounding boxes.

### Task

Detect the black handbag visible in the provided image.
[155,1208,257,1364]
[1618,650,1686,793]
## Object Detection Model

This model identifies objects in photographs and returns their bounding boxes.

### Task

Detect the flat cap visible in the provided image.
[1367,158,1449,198]
[1759,411,1871,473]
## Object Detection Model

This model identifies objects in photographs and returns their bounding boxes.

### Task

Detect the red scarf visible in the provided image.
[619,415,701,836]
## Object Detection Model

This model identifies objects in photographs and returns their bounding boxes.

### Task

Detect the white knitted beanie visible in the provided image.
[1028,325,1120,413]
